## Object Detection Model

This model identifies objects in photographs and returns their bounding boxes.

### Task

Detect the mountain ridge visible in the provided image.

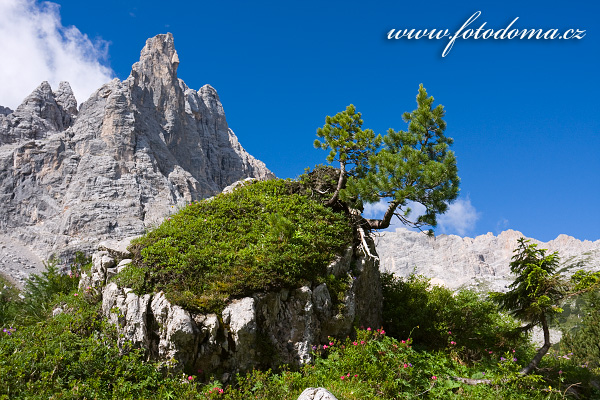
[376,228,600,293]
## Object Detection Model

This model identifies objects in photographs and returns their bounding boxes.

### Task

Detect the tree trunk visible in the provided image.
[520,316,551,375]
[326,162,346,206]
[366,200,400,229]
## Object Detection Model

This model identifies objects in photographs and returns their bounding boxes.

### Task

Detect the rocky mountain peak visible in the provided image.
[0,34,273,284]
[0,106,12,116]
[53,81,78,126]
[0,80,78,144]
[132,33,179,82]
[129,33,183,111]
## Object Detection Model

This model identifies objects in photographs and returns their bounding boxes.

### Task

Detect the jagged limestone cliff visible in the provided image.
[0,34,273,284]
[377,228,600,292]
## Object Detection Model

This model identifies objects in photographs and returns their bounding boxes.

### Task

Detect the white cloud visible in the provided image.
[362,200,390,219]
[0,0,114,109]
[438,197,480,236]
[495,217,510,234]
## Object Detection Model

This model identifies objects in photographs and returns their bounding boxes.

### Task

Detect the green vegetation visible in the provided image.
[314,85,460,232]
[490,238,567,375]
[490,238,600,376]
[0,274,20,327]
[313,104,381,207]
[561,291,600,372]
[382,273,523,361]
[2,264,599,399]
[117,178,354,313]
[0,267,203,399]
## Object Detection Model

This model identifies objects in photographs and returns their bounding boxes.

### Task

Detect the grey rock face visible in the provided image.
[297,387,339,400]
[102,282,152,348]
[89,232,381,375]
[0,81,77,144]
[376,228,600,292]
[0,106,12,116]
[0,233,45,286]
[0,33,273,280]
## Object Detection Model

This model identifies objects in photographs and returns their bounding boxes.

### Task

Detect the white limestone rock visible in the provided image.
[98,237,137,259]
[297,387,339,400]
[150,292,199,365]
[102,282,151,349]
[222,297,258,369]
[376,228,600,292]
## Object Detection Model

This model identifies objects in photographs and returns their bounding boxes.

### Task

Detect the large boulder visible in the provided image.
[87,234,382,376]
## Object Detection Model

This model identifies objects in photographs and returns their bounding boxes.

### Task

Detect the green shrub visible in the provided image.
[3,269,596,399]
[0,254,91,327]
[0,275,20,326]
[381,273,523,361]
[118,179,354,313]
[0,289,201,399]
[561,291,600,371]
[18,255,88,323]
[218,328,574,400]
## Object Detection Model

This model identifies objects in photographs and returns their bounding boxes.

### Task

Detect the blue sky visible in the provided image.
[0,0,598,242]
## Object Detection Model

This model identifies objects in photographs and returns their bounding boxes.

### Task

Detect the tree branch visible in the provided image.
[326,162,346,206]
[357,225,379,260]
[366,200,400,230]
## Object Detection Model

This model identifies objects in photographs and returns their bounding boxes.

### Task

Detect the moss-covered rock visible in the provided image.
[117,178,354,313]
[90,176,382,375]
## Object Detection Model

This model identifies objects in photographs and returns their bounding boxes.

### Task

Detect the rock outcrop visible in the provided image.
[376,228,600,292]
[0,81,78,144]
[0,106,12,116]
[83,230,382,376]
[0,33,273,284]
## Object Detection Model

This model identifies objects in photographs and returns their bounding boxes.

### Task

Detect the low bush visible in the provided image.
[2,259,598,399]
[218,327,595,399]
[0,254,90,326]
[381,273,523,362]
[560,291,600,372]
[0,275,20,326]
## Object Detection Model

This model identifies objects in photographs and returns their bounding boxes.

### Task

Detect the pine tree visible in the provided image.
[314,84,460,231]
[313,104,381,206]
[491,238,567,375]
